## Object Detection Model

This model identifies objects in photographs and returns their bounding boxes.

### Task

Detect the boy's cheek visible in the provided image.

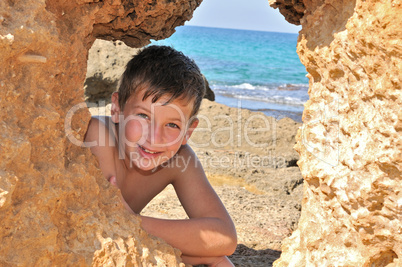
[124,119,147,144]
[164,130,186,147]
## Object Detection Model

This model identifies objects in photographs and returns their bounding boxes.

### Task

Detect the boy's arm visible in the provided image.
[140,145,237,258]
[84,117,117,181]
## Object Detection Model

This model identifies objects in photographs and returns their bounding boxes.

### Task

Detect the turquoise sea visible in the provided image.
[151,26,308,122]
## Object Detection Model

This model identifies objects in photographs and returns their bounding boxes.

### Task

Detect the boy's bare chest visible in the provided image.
[116,166,173,213]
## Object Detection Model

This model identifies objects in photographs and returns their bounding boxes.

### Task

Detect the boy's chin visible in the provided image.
[131,158,171,171]
[135,163,159,171]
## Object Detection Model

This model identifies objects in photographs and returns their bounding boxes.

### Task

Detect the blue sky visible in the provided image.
[185,0,301,33]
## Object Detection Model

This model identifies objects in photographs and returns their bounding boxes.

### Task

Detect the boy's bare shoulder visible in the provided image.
[85,116,115,145]
[177,144,196,156]
[85,116,118,179]
[175,144,199,164]
[168,144,204,180]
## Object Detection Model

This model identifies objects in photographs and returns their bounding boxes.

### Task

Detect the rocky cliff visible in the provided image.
[270,0,402,266]
[0,0,201,265]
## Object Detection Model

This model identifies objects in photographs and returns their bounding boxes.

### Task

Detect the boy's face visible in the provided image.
[111,90,198,171]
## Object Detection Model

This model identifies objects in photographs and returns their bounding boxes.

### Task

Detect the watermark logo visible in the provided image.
[65,99,278,150]
[64,99,285,172]
[301,98,340,166]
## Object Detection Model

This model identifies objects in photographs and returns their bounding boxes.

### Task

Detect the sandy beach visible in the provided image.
[89,99,303,267]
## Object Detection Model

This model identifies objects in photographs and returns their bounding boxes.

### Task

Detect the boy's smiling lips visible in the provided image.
[138,144,163,157]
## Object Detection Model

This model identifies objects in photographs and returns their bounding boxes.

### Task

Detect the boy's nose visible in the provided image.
[149,123,165,146]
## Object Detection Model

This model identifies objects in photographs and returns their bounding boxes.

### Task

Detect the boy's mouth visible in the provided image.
[138,145,161,155]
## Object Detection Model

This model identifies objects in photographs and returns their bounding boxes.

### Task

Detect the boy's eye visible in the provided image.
[137,113,149,119]
[166,123,180,129]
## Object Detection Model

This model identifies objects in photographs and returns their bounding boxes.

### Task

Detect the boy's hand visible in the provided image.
[108,176,117,187]
[210,256,235,267]
[181,255,234,267]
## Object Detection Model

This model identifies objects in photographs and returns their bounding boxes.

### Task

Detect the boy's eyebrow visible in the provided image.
[169,117,185,123]
[132,105,151,113]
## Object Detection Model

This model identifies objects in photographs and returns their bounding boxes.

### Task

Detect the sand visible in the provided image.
[89,99,303,267]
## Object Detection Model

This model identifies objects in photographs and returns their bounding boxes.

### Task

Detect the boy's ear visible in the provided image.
[182,118,199,145]
[111,92,121,123]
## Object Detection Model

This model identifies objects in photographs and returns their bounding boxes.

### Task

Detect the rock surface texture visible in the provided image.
[268,0,305,25]
[271,0,402,266]
[85,39,140,103]
[0,0,201,265]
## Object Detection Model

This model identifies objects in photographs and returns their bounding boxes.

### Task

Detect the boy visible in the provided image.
[85,45,237,266]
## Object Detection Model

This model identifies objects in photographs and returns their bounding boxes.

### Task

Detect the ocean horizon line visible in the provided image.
[182,24,300,35]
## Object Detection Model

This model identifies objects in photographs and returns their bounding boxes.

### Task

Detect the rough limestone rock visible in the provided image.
[0,0,201,265]
[85,39,140,103]
[271,0,402,266]
[268,0,305,25]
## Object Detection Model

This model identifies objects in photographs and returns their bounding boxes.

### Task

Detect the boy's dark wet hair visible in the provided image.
[118,45,206,117]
